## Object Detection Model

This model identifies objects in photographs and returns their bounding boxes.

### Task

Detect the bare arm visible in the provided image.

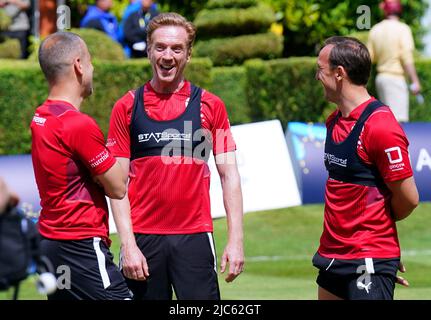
[404,63,421,95]
[386,177,418,287]
[386,176,419,221]
[109,157,149,280]
[93,160,127,199]
[215,151,244,283]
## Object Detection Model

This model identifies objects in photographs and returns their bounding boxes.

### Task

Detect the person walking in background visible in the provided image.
[123,0,159,58]
[314,36,419,300]
[80,0,119,43]
[107,13,244,300]
[367,0,421,122]
[0,0,30,59]
[30,32,131,300]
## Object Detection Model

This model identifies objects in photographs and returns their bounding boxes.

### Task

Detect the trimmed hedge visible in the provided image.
[2,56,431,155]
[210,66,250,124]
[29,28,126,62]
[194,4,276,38]
[194,32,283,66]
[244,57,431,127]
[206,0,257,9]
[0,58,212,155]
[245,58,333,127]
[0,38,20,59]
[71,28,126,61]
[0,9,11,31]
[410,59,431,121]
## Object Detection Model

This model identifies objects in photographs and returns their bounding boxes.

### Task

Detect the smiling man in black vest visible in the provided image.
[313,36,419,300]
[107,12,244,300]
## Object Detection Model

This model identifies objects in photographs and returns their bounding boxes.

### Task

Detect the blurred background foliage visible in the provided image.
[64,0,428,57]
[261,0,428,56]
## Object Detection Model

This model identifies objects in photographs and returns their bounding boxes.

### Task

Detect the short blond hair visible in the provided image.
[147,12,196,51]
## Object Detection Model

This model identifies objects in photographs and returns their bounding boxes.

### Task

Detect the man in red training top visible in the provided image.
[107,13,244,300]
[30,32,131,300]
[314,36,419,300]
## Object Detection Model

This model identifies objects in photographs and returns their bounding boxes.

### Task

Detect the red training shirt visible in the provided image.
[318,97,413,259]
[107,81,236,234]
[31,100,116,243]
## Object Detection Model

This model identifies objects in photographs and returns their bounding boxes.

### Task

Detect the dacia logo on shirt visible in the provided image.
[138,132,192,143]
[385,146,405,171]
[324,153,347,167]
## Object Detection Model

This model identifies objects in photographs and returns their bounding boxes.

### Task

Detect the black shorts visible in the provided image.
[313,252,399,300]
[40,237,131,300]
[124,233,220,300]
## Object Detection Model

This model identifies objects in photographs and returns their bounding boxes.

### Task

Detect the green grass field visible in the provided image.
[2,202,430,300]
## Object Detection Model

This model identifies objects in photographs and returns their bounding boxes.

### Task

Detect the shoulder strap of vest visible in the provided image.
[327,110,341,134]
[354,100,385,129]
[130,85,145,126]
[189,83,202,104]
[328,100,385,137]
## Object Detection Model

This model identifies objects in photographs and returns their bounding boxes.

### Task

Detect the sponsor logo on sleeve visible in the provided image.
[106,138,116,147]
[89,150,110,168]
[385,146,405,171]
[32,114,47,126]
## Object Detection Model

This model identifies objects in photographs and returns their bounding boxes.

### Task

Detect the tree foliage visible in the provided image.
[261,0,428,56]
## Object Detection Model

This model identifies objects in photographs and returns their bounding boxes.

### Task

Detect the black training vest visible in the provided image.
[324,100,385,187]
[130,84,209,162]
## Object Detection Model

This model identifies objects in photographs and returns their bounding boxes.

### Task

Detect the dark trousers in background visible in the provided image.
[1,30,29,59]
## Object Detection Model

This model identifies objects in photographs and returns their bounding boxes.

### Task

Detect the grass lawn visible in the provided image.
[1,202,430,300]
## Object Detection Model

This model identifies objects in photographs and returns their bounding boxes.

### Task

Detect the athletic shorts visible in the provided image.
[313,252,399,300]
[40,237,131,300]
[123,233,220,300]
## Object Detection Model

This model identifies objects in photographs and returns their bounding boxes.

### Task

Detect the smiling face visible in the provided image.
[316,44,339,103]
[147,25,191,93]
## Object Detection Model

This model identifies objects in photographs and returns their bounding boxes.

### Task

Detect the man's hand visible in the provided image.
[220,240,244,283]
[410,82,421,96]
[396,261,409,287]
[121,243,149,281]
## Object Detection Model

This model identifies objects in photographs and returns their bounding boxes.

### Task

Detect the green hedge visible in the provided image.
[2,56,431,155]
[245,58,333,127]
[194,4,275,38]
[29,28,126,62]
[244,57,431,127]
[194,32,283,66]
[0,38,20,59]
[0,8,11,31]
[206,0,257,9]
[0,58,212,155]
[410,59,431,121]
[72,28,126,61]
[210,66,250,124]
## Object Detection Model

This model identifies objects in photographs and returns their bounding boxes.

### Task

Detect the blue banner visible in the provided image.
[1,121,430,213]
[287,122,431,204]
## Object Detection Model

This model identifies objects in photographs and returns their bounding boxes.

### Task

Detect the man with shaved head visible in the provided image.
[30,32,131,300]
